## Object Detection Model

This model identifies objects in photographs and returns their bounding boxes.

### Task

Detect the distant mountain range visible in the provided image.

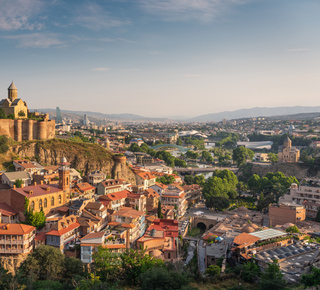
[186,106,320,122]
[36,106,320,123]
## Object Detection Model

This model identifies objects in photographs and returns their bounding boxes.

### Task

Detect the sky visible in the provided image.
[0,0,320,118]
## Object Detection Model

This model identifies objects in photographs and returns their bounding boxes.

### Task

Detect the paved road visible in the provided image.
[198,240,206,274]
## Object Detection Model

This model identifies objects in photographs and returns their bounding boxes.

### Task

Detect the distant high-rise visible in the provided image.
[56,107,62,124]
[83,114,90,126]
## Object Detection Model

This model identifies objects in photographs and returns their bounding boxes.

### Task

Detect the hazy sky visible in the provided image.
[0,0,319,118]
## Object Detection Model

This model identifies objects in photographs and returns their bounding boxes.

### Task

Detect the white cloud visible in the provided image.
[75,3,129,30]
[287,48,310,52]
[92,67,110,72]
[4,33,63,48]
[0,0,44,30]
[139,0,248,22]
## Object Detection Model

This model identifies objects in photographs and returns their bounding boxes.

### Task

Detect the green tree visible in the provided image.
[193,174,205,187]
[176,138,183,146]
[140,267,191,290]
[259,261,286,290]
[0,135,9,153]
[18,245,65,281]
[236,181,247,196]
[92,247,121,282]
[267,152,278,164]
[285,225,300,233]
[184,175,194,185]
[186,150,199,160]
[174,158,187,168]
[232,146,254,167]
[157,200,163,218]
[204,265,221,278]
[18,110,26,117]
[0,258,12,289]
[14,179,23,188]
[120,249,164,286]
[241,261,260,283]
[301,266,320,287]
[0,108,7,119]
[23,198,46,229]
[206,196,230,211]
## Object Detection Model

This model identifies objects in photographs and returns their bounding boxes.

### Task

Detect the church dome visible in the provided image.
[8,82,17,90]
[61,157,67,163]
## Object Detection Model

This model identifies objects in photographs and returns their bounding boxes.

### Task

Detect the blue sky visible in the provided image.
[0,0,319,118]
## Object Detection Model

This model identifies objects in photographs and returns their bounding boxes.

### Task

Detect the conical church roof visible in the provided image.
[8,82,17,90]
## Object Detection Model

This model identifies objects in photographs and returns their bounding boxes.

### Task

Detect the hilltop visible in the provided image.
[1,138,136,184]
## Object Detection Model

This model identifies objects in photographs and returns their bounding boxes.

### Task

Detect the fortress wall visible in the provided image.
[0,119,55,141]
[0,119,14,138]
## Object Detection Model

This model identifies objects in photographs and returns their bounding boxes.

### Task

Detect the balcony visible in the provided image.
[0,245,33,254]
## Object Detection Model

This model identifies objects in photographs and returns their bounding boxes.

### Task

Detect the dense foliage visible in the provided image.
[23,198,46,229]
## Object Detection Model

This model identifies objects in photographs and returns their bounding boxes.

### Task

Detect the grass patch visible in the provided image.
[188,227,202,237]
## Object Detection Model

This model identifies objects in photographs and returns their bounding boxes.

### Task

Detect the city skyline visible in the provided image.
[0,0,319,117]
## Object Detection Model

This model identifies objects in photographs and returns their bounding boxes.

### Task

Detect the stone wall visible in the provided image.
[0,119,55,141]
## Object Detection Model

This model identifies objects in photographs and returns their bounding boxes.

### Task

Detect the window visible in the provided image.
[51,197,54,206]
[30,201,35,210]
[44,198,47,208]
[39,199,42,209]
[59,195,62,204]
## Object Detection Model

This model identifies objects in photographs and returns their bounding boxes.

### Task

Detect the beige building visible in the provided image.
[278,136,300,162]
[0,82,28,119]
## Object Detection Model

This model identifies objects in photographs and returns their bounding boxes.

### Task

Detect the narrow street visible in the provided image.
[198,240,206,274]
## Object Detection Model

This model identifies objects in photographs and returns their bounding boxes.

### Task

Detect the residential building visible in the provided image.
[126,192,146,212]
[151,182,168,196]
[74,182,96,198]
[280,180,320,205]
[97,179,131,195]
[183,184,202,205]
[2,171,31,187]
[46,215,80,252]
[0,203,19,223]
[160,184,187,218]
[110,207,146,244]
[137,219,179,260]
[87,171,105,186]
[144,188,159,212]
[0,223,36,256]
[269,203,306,226]
[98,190,129,211]
[13,159,43,175]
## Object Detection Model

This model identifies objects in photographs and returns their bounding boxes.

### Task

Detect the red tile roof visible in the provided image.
[46,221,80,236]
[14,184,63,198]
[0,203,18,216]
[136,171,156,180]
[102,190,130,201]
[0,223,35,235]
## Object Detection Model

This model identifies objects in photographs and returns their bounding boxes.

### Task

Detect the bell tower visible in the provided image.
[58,157,70,190]
[8,82,18,102]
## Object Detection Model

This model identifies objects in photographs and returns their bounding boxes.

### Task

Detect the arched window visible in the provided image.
[30,201,34,211]
[44,198,47,208]
[39,199,42,209]
[51,197,54,206]
[66,177,69,185]
[58,195,62,204]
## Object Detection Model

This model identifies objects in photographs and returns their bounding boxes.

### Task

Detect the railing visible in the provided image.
[0,245,33,254]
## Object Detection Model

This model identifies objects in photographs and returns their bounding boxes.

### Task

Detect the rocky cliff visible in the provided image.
[5,139,136,184]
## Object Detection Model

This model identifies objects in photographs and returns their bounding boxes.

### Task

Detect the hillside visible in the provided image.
[187,106,320,122]
[1,139,136,184]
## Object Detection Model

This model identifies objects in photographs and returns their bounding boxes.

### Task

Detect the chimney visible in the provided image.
[34,182,37,186]
[40,181,43,185]
[21,184,24,188]
[13,185,16,189]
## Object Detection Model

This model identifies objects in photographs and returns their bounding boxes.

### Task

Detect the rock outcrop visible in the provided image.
[7,139,136,184]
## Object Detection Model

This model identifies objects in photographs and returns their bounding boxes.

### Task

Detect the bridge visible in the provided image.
[149,144,189,152]
[174,166,238,174]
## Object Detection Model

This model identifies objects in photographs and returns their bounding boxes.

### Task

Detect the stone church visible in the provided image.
[0,82,28,118]
[278,136,300,162]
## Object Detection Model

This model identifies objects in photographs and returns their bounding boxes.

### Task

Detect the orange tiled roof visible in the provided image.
[0,223,35,235]
[46,221,80,236]
[103,190,129,201]
[14,184,63,198]
[136,171,156,180]
[233,233,260,246]
[0,203,18,216]
[154,182,168,189]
